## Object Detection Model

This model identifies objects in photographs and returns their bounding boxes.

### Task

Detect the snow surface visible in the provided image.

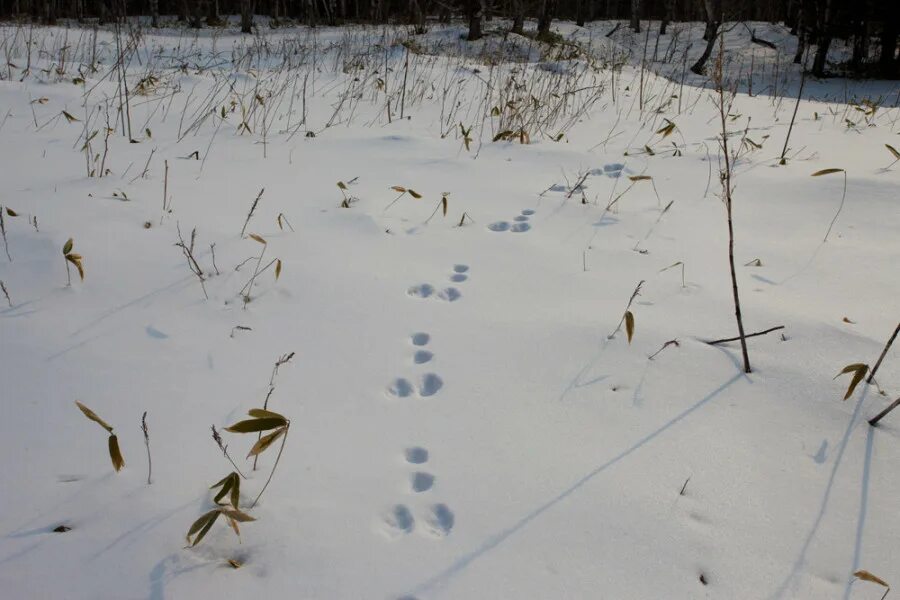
[0,19,898,600]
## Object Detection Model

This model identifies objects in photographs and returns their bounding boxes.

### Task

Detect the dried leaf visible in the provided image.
[62,238,73,254]
[210,472,234,490]
[5,208,18,217]
[65,254,84,280]
[625,311,635,344]
[75,401,113,433]
[227,559,242,569]
[854,570,889,587]
[248,233,266,244]
[441,196,448,217]
[886,144,900,160]
[223,515,240,537]
[108,435,125,472]
[337,181,347,190]
[629,175,652,181]
[408,189,422,199]
[834,363,869,400]
[220,507,256,522]
[247,426,286,458]
[186,509,220,546]
[656,121,676,137]
[274,259,282,281]
[61,110,80,123]
[659,261,683,272]
[247,408,286,420]
[224,417,287,433]
[391,185,407,193]
[811,168,844,176]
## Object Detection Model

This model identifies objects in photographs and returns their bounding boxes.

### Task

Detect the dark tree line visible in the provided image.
[0,0,896,77]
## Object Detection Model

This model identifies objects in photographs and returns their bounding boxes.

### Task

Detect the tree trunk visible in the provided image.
[659,0,674,35]
[576,0,586,27]
[149,0,159,26]
[811,0,833,76]
[629,0,639,32]
[537,0,556,38]
[409,0,424,33]
[206,0,219,25]
[690,0,719,74]
[466,0,482,41]
[510,0,524,33]
[878,1,899,78]
[240,0,253,32]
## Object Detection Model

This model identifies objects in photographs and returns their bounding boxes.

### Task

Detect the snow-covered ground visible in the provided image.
[0,19,898,600]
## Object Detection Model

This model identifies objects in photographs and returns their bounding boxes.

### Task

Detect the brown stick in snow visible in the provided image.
[706,325,785,346]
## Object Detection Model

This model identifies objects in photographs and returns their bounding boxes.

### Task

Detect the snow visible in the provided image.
[0,18,898,600]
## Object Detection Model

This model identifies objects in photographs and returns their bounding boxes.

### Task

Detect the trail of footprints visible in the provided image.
[488,209,534,233]
[406,265,468,302]
[382,266,467,540]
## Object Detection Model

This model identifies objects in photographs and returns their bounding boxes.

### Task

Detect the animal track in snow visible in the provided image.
[407,284,435,299]
[419,373,443,396]
[408,284,461,302]
[425,504,455,537]
[385,373,443,398]
[413,350,433,364]
[489,209,534,233]
[382,504,415,538]
[411,472,435,492]
[386,378,415,398]
[450,264,470,282]
[405,447,429,464]
[437,287,461,302]
[590,163,633,179]
[411,332,430,346]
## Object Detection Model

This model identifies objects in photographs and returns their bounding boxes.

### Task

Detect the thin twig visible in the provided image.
[706,325,784,346]
[0,280,11,307]
[867,322,899,384]
[608,280,644,339]
[250,423,288,508]
[240,188,264,238]
[212,425,247,479]
[869,397,900,427]
[141,411,152,485]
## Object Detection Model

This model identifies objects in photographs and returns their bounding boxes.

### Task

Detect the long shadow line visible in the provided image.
[769,388,868,600]
[406,372,742,598]
[843,426,874,600]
